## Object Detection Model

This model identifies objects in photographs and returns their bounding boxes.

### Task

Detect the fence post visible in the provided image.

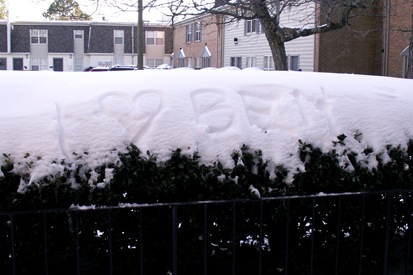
[383,193,392,274]
[172,206,178,275]
[9,214,16,275]
[108,209,113,275]
[335,196,342,275]
[203,204,208,275]
[232,202,236,275]
[358,194,366,275]
[285,199,290,275]
[140,209,144,275]
[43,212,49,275]
[75,212,81,275]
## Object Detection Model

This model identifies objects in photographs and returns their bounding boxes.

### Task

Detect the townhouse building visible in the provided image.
[172,0,412,78]
[0,20,173,71]
[223,4,315,71]
[172,14,223,69]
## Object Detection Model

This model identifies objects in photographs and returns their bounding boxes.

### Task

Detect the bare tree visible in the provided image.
[0,0,7,20]
[159,0,378,70]
[74,0,378,70]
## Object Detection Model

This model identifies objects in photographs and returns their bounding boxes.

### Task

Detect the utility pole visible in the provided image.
[137,0,144,70]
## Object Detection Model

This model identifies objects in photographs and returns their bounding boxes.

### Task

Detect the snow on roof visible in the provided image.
[1,69,413,184]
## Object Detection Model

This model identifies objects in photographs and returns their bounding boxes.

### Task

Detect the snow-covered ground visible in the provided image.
[1,69,412,186]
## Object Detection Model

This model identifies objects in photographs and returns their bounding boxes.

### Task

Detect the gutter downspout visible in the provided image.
[382,0,390,76]
[7,10,11,54]
[87,25,92,52]
[220,15,224,67]
[131,24,135,64]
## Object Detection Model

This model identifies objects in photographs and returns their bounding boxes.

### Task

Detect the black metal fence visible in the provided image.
[1,190,412,275]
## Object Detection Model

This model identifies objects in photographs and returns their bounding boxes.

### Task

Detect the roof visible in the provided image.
[8,20,171,28]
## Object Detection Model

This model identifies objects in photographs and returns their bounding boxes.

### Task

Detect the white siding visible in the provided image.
[223,3,315,71]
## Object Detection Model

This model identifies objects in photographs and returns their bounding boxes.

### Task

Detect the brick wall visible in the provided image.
[316,3,383,75]
[385,0,413,77]
[173,15,223,68]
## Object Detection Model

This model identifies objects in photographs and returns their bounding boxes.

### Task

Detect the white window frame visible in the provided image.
[146,31,164,46]
[114,30,124,45]
[246,56,256,67]
[245,19,260,35]
[30,29,48,44]
[288,55,300,71]
[186,24,193,43]
[31,58,48,71]
[74,58,83,72]
[74,30,83,39]
[195,22,202,42]
[230,57,242,69]
[263,56,274,71]
[146,58,164,68]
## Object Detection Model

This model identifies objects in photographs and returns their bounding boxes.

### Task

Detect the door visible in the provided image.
[53,58,64,71]
[13,58,24,71]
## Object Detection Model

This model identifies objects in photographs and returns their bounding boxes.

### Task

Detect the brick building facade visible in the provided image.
[172,15,223,69]
[315,0,413,78]
[383,0,413,77]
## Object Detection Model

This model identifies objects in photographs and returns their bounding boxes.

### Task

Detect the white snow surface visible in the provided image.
[1,69,413,186]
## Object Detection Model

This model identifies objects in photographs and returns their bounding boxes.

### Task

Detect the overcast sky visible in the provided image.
[8,0,165,22]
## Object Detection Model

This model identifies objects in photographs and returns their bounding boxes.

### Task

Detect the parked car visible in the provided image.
[88,66,109,72]
[109,65,137,71]
[156,63,172,70]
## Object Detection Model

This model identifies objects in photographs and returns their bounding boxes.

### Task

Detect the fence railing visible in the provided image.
[1,189,412,275]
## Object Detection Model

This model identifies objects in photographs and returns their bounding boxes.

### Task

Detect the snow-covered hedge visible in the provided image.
[1,134,412,210]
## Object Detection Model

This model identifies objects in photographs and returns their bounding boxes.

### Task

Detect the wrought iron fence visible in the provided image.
[0,189,412,275]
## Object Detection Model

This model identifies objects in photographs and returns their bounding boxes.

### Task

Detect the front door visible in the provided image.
[13,58,23,71]
[53,58,63,71]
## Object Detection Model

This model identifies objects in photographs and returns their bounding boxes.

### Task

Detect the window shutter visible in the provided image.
[244,20,247,36]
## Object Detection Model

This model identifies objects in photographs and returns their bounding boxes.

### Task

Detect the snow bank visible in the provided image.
[1,69,412,183]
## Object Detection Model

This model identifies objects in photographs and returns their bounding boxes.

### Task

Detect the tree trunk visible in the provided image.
[259,18,288,71]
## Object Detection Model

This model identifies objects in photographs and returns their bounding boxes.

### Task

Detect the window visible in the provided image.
[146,59,163,68]
[31,58,48,71]
[244,19,260,35]
[289,55,300,71]
[146,31,164,45]
[195,22,202,42]
[30,29,47,44]
[246,56,256,67]
[263,56,274,71]
[186,24,193,43]
[74,58,83,72]
[74,30,83,39]
[230,57,242,69]
[114,30,124,45]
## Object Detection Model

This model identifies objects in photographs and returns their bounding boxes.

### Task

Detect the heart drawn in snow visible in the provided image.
[99,90,163,142]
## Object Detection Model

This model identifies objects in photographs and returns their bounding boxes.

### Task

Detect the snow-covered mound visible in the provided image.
[1,69,412,183]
